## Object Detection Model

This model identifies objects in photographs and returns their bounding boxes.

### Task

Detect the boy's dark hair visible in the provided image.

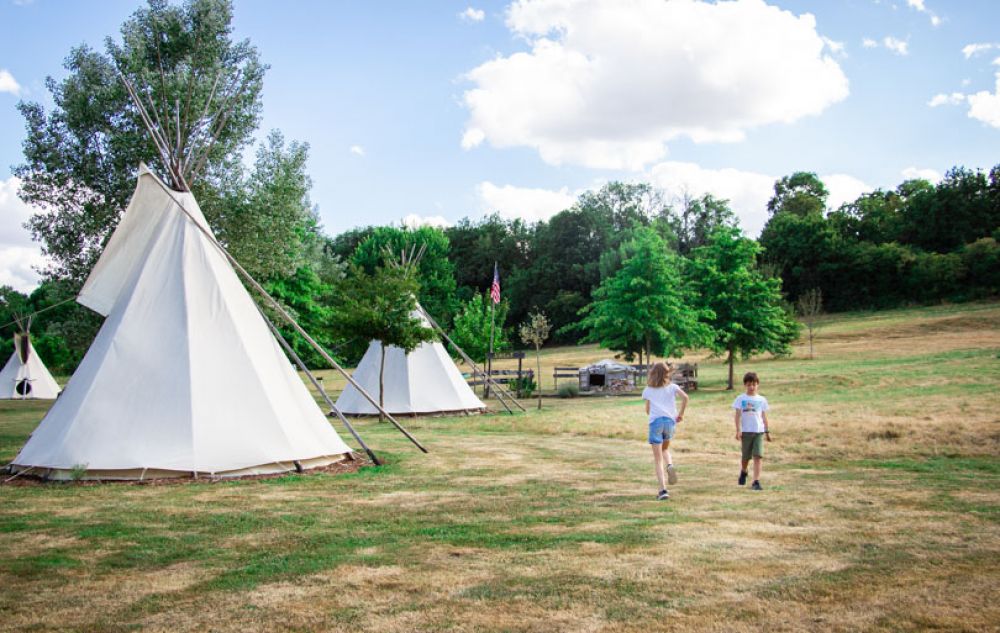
[743,372,760,385]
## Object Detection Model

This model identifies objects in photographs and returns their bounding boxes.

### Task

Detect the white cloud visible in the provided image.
[962,43,998,59]
[883,36,909,56]
[966,71,1000,128]
[460,7,485,22]
[349,145,365,157]
[862,38,879,49]
[905,0,940,26]
[0,69,21,96]
[401,214,451,229]
[822,37,846,57]
[928,92,966,107]
[475,181,577,223]
[460,127,485,150]
[823,174,873,210]
[901,167,942,183]
[0,177,47,293]
[645,161,871,236]
[462,0,849,170]
[647,161,775,236]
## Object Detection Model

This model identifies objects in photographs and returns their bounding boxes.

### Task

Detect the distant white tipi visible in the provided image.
[336,309,486,416]
[0,328,61,400]
[10,166,352,479]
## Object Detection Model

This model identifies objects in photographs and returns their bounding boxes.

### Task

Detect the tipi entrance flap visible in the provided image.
[77,164,210,318]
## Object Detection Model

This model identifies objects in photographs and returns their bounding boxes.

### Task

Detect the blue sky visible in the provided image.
[1,0,998,292]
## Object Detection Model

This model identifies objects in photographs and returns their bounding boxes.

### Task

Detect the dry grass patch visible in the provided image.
[1,302,998,631]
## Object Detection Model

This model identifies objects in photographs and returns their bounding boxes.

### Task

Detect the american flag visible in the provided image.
[490,263,501,304]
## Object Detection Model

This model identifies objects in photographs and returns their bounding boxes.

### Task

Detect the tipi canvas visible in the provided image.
[336,310,486,416]
[10,166,351,480]
[0,333,61,400]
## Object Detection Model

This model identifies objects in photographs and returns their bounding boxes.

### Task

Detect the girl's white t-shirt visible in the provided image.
[642,383,681,422]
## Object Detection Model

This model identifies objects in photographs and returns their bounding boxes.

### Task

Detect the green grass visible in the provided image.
[1,301,998,631]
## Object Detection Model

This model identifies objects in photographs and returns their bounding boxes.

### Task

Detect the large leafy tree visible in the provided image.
[445,213,534,307]
[668,192,739,255]
[576,228,710,362]
[15,0,275,283]
[767,172,828,217]
[689,227,799,389]
[352,226,458,326]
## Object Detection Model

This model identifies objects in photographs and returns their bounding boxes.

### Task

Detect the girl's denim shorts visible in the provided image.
[648,416,676,444]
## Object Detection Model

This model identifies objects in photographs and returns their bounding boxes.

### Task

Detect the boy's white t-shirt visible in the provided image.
[642,383,681,422]
[733,393,769,433]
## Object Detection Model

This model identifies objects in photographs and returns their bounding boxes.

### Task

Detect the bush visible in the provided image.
[512,376,536,399]
[558,383,580,398]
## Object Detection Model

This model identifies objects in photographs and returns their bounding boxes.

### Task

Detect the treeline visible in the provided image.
[760,168,1000,310]
[4,165,998,376]
[3,1,996,377]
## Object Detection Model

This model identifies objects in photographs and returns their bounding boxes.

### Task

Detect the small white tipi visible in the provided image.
[10,166,352,479]
[336,309,486,416]
[0,331,61,400]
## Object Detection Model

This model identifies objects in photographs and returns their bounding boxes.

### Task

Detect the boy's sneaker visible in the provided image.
[667,464,678,485]
[657,489,670,500]
[751,480,763,491]
[738,471,748,486]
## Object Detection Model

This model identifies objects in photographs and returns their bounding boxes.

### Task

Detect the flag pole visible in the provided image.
[487,262,498,398]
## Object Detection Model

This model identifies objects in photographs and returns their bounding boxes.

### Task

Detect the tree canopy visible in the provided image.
[689,227,798,389]
[16,0,269,283]
[575,228,711,361]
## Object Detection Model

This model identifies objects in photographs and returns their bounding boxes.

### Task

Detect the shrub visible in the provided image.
[558,383,580,398]
[512,376,536,399]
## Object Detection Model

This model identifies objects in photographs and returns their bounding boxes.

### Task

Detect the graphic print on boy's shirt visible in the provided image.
[733,394,768,433]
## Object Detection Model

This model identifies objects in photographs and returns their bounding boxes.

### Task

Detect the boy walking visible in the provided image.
[733,372,770,490]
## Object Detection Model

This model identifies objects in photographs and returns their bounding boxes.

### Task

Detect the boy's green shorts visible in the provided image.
[741,432,765,461]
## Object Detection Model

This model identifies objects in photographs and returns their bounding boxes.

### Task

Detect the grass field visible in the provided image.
[1,302,998,632]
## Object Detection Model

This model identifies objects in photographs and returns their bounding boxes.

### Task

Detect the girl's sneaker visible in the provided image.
[667,464,678,485]
[751,480,763,491]
[657,489,670,500]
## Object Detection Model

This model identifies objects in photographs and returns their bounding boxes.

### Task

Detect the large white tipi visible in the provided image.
[0,331,61,400]
[10,166,352,479]
[336,309,486,416]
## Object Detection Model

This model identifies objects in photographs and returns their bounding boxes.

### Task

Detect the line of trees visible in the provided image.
[2,0,997,379]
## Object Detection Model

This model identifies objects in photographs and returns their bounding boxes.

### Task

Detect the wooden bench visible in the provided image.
[466,369,534,388]
[552,366,579,389]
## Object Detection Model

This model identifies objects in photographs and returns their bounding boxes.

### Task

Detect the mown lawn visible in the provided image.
[1,302,998,632]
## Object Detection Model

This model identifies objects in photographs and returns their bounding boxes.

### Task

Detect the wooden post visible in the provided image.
[516,354,523,398]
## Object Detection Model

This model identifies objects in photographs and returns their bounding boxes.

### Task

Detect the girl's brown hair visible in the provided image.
[648,361,673,388]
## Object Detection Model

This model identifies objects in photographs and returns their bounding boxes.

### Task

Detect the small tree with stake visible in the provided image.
[797,288,823,359]
[331,263,436,419]
[519,311,551,410]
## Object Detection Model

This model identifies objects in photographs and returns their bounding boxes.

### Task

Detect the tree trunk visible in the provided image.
[379,344,386,422]
[645,332,651,368]
[727,347,735,390]
[535,344,542,410]
[808,326,814,359]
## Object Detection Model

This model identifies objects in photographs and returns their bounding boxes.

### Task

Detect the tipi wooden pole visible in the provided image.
[260,308,382,466]
[416,305,524,413]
